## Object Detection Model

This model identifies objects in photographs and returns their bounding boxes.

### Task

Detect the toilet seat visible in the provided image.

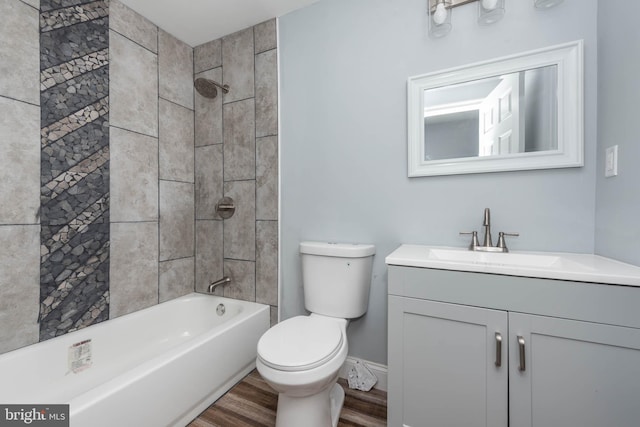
[257,316,344,372]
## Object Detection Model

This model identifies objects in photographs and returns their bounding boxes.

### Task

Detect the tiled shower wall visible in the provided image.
[194,21,279,325]
[109,0,196,316]
[0,0,278,355]
[0,0,41,353]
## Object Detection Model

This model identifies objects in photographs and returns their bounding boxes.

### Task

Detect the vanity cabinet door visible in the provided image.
[509,312,640,427]
[388,296,508,427]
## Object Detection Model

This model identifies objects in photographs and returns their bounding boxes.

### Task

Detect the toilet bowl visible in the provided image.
[256,241,376,427]
[257,315,348,427]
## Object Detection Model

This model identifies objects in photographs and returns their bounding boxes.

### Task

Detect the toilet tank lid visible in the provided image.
[299,241,376,258]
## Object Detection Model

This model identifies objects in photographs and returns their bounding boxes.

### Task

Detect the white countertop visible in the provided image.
[385,244,640,286]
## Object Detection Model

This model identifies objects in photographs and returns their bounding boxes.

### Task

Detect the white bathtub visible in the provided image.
[0,293,270,427]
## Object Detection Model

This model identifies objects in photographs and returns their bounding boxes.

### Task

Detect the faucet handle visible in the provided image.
[497,232,519,252]
[460,231,479,251]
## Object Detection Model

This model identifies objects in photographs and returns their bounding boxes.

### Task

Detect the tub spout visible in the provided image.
[208,276,231,293]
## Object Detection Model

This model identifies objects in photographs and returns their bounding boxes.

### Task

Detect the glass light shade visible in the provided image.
[534,0,564,9]
[478,0,505,25]
[429,0,452,38]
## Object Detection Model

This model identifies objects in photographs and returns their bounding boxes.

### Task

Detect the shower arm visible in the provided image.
[209,81,229,94]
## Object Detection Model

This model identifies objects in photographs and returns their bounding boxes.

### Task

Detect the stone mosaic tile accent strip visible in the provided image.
[41,66,109,127]
[41,48,109,90]
[43,146,109,200]
[40,1,109,32]
[39,0,110,340]
[39,227,109,331]
[41,115,109,184]
[41,196,109,263]
[40,18,108,70]
[40,163,109,229]
[41,96,109,146]
[41,0,98,13]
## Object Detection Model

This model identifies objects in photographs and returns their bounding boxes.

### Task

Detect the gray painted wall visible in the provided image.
[279,0,599,365]
[595,1,640,267]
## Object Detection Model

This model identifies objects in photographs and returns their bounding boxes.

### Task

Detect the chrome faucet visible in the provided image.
[208,276,231,293]
[460,208,519,252]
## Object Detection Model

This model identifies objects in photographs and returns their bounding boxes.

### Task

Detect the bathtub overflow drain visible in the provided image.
[216,304,226,316]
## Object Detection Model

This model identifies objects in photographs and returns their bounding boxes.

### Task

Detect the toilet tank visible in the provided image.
[300,241,376,319]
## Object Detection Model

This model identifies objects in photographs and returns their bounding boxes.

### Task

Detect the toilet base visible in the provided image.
[275,383,345,427]
[329,383,345,427]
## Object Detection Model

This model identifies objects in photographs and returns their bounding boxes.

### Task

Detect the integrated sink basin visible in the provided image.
[427,247,561,268]
[386,244,640,286]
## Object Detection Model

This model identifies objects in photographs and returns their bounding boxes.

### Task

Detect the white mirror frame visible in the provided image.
[408,40,584,177]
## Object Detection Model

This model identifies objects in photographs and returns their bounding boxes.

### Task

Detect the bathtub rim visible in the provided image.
[67,293,269,416]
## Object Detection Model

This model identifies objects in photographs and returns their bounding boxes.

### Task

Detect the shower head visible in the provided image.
[194,78,229,99]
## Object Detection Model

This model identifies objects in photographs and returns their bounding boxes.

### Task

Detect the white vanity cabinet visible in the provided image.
[387,265,640,427]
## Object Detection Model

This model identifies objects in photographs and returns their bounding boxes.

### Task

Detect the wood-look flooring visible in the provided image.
[188,370,387,427]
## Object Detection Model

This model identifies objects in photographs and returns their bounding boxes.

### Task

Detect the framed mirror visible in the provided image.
[408,40,583,177]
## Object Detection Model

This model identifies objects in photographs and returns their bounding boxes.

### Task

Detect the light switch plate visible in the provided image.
[605,145,618,177]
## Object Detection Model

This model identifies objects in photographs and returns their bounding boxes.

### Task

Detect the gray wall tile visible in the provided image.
[159,99,195,182]
[109,0,158,53]
[270,305,279,327]
[110,127,158,222]
[195,144,223,220]
[256,136,278,221]
[255,49,278,137]
[223,98,255,181]
[110,222,159,318]
[159,257,195,302]
[19,0,39,9]
[0,225,40,353]
[196,220,223,293]
[254,19,277,54]
[194,39,222,74]
[0,0,39,105]
[224,259,255,302]
[110,30,158,137]
[195,67,223,147]
[160,181,195,261]
[223,180,256,261]
[0,97,40,224]
[222,28,254,103]
[159,30,194,110]
[256,220,278,306]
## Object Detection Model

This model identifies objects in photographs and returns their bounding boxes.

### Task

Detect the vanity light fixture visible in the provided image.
[429,0,562,38]
[428,0,502,38]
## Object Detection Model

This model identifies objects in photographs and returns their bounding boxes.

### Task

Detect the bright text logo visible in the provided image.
[0,405,68,427]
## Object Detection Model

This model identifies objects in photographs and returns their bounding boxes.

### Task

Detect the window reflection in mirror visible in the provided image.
[423,65,558,162]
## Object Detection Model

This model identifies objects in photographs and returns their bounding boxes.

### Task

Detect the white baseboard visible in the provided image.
[339,356,388,392]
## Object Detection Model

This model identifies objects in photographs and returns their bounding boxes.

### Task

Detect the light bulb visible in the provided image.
[433,2,448,25]
[482,0,498,10]
[478,0,504,25]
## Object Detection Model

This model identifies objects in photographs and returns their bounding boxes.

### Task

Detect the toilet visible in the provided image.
[256,241,376,427]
